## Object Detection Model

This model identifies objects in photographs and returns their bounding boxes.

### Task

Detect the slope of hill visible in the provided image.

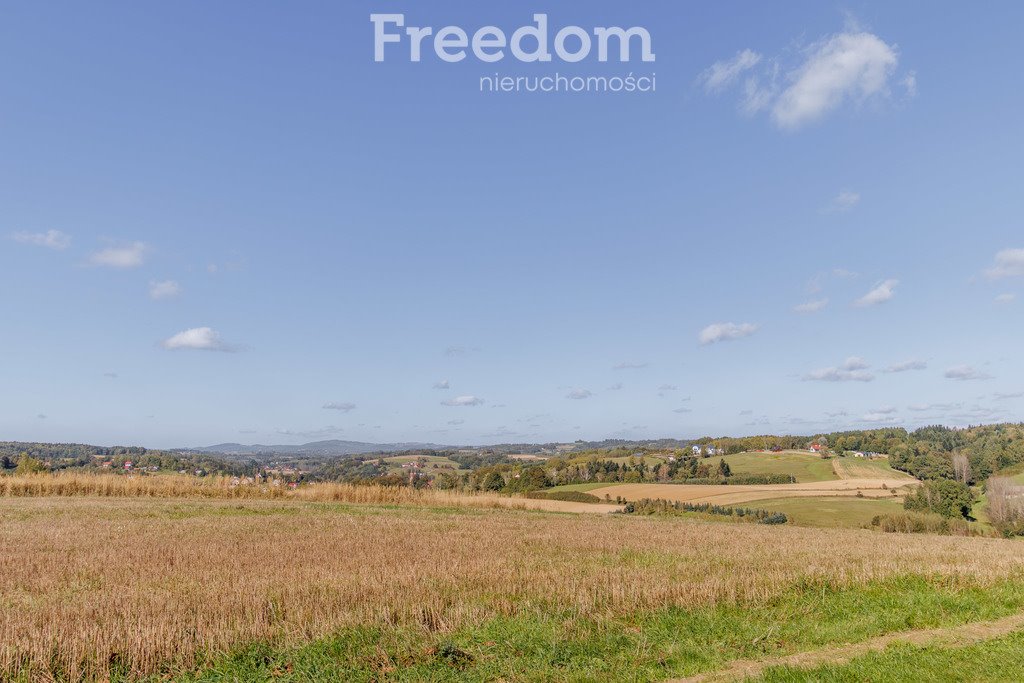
[183,439,450,457]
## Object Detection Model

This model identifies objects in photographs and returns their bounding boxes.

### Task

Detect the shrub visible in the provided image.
[525,490,602,504]
[903,479,974,519]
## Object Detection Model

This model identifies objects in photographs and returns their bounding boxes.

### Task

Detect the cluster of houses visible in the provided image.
[691,444,726,457]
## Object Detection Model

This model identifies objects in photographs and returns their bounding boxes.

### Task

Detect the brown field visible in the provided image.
[2,475,1023,681]
[591,478,914,506]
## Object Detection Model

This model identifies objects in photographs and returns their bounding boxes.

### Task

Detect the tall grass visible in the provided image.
[3,476,1024,680]
[0,472,510,508]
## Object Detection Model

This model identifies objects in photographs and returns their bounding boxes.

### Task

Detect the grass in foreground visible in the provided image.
[755,630,1024,682]
[5,483,1024,681]
[147,578,1024,682]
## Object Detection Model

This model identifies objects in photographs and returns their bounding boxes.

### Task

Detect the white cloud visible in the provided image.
[433,379,450,389]
[985,248,1024,279]
[673,407,692,414]
[699,322,758,345]
[89,242,148,268]
[859,406,899,423]
[149,280,181,300]
[794,298,829,314]
[854,279,898,307]
[804,357,874,382]
[995,293,1016,304]
[902,70,917,98]
[442,395,484,407]
[773,32,899,129]
[699,49,762,92]
[12,229,71,250]
[607,382,623,391]
[161,327,240,352]
[944,365,992,381]
[703,29,902,130]
[613,361,648,370]
[994,392,1024,401]
[842,356,870,371]
[827,190,861,212]
[566,388,593,400]
[322,402,356,412]
[885,359,927,373]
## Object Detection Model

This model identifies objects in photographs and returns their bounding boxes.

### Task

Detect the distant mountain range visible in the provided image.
[183,439,449,457]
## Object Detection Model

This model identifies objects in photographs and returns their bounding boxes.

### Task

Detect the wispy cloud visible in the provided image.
[12,229,71,250]
[699,322,758,345]
[607,382,623,391]
[566,388,593,400]
[149,280,181,300]
[702,28,902,130]
[825,190,861,212]
[793,298,828,314]
[944,365,992,381]
[441,395,484,407]
[994,392,1024,400]
[161,327,241,352]
[613,361,648,370]
[322,402,356,412]
[698,49,762,92]
[854,279,898,307]
[433,379,450,389]
[89,242,148,268]
[804,356,874,382]
[885,359,927,373]
[985,248,1024,279]
[995,293,1016,304]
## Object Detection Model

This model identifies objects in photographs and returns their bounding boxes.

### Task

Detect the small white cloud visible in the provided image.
[613,361,648,370]
[994,392,1024,400]
[885,359,927,373]
[944,365,992,381]
[995,293,1016,304]
[566,388,593,400]
[607,382,623,391]
[322,402,356,412]
[826,190,861,212]
[699,49,762,92]
[902,71,917,98]
[433,379,450,389]
[12,229,71,250]
[703,29,902,130]
[804,357,874,382]
[658,384,678,391]
[447,419,465,426]
[793,298,829,314]
[148,280,181,300]
[673,407,692,414]
[161,327,240,352]
[772,32,899,129]
[854,279,898,307]
[103,372,118,379]
[442,395,484,407]
[90,242,148,268]
[842,356,870,371]
[985,249,1024,279]
[37,413,47,420]
[699,322,758,345]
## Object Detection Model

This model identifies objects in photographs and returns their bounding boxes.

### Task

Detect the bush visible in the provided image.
[621,498,787,524]
[871,511,991,537]
[903,479,974,519]
[526,490,602,504]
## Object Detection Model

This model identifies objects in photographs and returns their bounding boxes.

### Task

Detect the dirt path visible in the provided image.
[670,611,1024,682]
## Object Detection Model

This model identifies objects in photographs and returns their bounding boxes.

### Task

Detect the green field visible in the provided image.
[378,455,467,473]
[719,450,839,483]
[752,496,905,529]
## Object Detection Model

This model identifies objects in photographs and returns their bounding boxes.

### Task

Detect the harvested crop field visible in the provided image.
[3,493,1022,681]
[592,478,914,507]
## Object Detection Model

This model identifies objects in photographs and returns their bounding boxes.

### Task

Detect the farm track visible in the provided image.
[669,610,1024,682]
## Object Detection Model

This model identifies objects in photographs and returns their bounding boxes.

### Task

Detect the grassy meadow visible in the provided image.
[2,473,1024,681]
[718,450,838,483]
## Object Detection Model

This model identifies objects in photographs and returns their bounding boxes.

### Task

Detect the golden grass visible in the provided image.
[2,476,1024,680]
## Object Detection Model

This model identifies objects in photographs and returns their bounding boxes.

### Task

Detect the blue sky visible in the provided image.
[2,1,1022,448]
